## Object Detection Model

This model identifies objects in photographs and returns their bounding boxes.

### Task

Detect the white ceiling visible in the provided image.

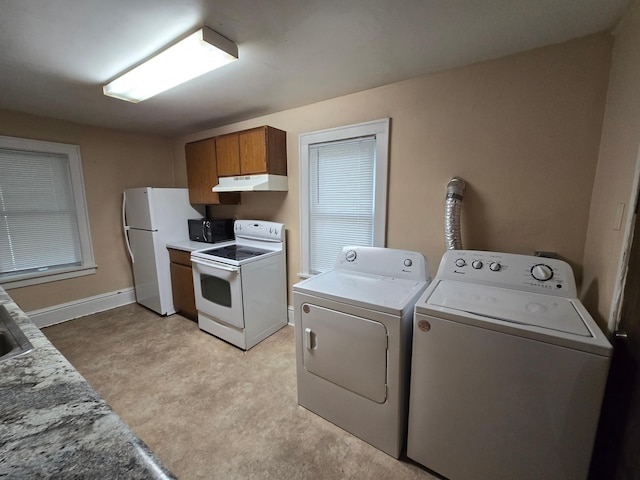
[0,0,630,137]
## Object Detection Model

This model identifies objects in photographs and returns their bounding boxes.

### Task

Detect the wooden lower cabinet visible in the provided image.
[168,248,197,321]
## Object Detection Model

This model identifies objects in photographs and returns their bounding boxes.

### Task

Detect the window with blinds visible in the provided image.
[309,137,376,273]
[0,136,96,288]
[299,119,389,276]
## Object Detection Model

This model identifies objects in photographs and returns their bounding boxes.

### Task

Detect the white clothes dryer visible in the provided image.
[293,246,431,458]
[407,250,612,480]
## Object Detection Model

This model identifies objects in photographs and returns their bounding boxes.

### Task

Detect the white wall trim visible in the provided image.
[288,305,294,326]
[28,288,136,328]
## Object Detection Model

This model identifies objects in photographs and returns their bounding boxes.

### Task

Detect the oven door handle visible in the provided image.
[191,257,240,273]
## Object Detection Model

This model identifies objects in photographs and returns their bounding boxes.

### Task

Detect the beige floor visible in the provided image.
[43,304,439,480]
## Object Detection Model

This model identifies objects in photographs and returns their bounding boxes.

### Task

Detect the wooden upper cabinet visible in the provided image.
[184,138,240,205]
[215,126,287,177]
[240,128,268,174]
[215,133,241,177]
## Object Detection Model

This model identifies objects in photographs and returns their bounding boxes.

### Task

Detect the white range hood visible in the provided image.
[212,174,288,192]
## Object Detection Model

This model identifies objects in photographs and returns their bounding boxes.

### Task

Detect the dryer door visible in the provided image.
[300,303,388,403]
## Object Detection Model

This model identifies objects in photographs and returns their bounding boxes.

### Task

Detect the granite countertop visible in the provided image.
[0,287,176,479]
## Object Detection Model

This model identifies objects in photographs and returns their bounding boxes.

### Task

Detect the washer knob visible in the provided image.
[531,264,553,281]
[404,258,413,267]
[489,262,501,272]
[472,260,483,269]
[345,250,357,262]
[455,258,466,267]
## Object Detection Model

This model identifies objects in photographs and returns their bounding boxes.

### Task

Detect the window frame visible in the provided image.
[0,135,96,289]
[298,118,390,278]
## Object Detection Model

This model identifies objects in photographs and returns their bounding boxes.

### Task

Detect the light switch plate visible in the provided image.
[614,203,625,231]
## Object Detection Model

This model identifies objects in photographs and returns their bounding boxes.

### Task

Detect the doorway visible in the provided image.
[589,153,640,480]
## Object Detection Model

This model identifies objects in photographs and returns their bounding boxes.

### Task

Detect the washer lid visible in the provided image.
[427,280,591,337]
[294,270,428,315]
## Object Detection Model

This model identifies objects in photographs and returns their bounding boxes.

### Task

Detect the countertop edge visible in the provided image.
[0,286,177,480]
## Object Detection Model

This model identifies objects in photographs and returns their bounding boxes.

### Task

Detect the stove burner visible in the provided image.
[200,245,271,262]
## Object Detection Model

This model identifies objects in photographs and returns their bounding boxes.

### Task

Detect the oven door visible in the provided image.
[191,256,244,328]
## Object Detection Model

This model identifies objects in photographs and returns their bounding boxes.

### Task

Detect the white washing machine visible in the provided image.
[293,246,431,458]
[407,250,612,480]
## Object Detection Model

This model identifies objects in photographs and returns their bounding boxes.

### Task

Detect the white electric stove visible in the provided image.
[190,220,287,350]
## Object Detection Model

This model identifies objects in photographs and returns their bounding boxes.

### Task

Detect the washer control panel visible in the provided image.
[438,250,577,298]
[335,246,430,282]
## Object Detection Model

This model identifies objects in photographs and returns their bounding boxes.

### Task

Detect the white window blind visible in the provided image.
[309,137,376,274]
[0,136,95,288]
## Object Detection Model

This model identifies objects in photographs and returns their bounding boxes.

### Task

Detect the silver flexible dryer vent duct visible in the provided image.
[445,177,466,250]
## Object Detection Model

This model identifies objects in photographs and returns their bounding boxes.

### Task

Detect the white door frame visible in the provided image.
[608,145,640,333]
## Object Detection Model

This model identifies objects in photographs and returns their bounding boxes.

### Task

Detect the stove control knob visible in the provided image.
[455,258,466,267]
[472,260,483,269]
[531,264,553,281]
[489,262,501,272]
[404,258,413,267]
[345,249,357,262]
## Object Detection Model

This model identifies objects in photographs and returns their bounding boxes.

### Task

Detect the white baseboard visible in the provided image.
[288,305,294,326]
[28,288,136,328]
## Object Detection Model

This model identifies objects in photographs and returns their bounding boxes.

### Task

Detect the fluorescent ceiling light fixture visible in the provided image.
[103,27,238,103]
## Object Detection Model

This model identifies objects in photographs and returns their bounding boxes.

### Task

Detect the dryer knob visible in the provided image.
[345,250,357,262]
[489,262,501,272]
[472,260,483,269]
[404,258,413,267]
[455,258,466,267]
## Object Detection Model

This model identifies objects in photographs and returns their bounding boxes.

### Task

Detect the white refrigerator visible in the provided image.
[122,187,203,315]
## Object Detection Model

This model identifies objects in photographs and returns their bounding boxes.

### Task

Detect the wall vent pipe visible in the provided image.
[445,177,466,250]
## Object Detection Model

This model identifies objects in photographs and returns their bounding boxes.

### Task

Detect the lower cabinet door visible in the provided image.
[170,262,197,321]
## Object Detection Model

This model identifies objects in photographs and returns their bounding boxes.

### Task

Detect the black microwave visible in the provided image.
[188,218,234,243]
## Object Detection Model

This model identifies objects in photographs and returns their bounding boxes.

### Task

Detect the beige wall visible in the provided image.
[0,32,614,316]
[173,34,612,306]
[0,110,175,311]
[582,4,640,329]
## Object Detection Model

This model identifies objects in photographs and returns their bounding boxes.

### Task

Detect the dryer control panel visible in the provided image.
[437,250,577,298]
[335,246,430,282]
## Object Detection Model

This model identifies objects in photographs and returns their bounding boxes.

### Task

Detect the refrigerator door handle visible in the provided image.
[122,193,135,263]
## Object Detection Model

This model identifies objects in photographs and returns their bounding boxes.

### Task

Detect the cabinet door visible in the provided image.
[239,128,268,175]
[185,138,240,205]
[215,133,240,177]
[170,262,197,321]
